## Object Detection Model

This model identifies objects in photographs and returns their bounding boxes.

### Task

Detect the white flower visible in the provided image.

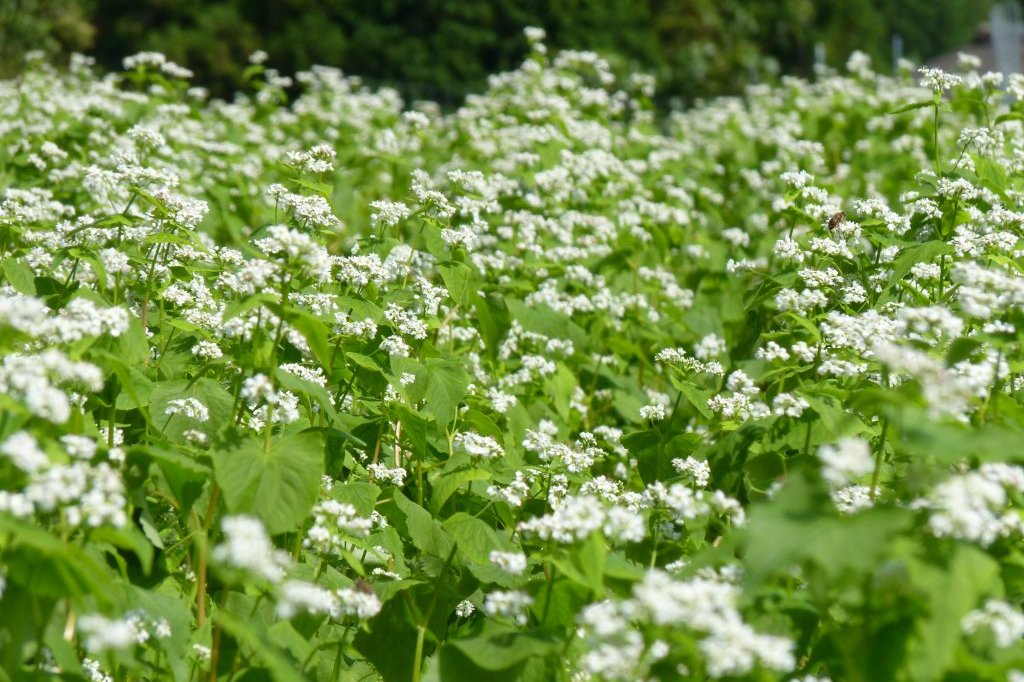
[818,438,873,488]
[639,404,666,421]
[78,613,148,652]
[164,397,210,422]
[671,456,711,487]
[212,515,291,582]
[489,550,528,576]
[962,599,1024,647]
[276,580,340,619]
[455,431,504,459]
[1,432,49,473]
[369,200,410,228]
[483,590,533,625]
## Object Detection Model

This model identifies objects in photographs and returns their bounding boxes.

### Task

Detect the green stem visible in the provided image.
[411,543,459,682]
[411,626,427,682]
[869,418,888,500]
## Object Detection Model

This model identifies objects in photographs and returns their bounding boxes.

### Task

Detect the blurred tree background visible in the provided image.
[0,0,993,103]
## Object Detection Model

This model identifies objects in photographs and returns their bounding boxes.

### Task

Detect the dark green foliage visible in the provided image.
[3,0,993,102]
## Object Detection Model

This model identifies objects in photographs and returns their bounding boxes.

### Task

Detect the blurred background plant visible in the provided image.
[0,0,997,103]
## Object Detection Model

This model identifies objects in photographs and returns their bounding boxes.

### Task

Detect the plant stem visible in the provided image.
[869,418,888,500]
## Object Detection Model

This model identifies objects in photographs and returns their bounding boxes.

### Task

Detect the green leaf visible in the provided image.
[332,481,382,517]
[346,351,384,375]
[439,261,473,305]
[353,596,419,682]
[881,241,952,301]
[946,337,983,365]
[887,99,935,115]
[214,612,306,682]
[128,445,211,512]
[995,111,1024,125]
[274,305,333,369]
[0,515,113,602]
[212,430,324,534]
[676,380,713,419]
[393,490,454,558]
[91,525,155,575]
[904,544,999,682]
[274,367,339,426]
[149,377,235,445]
[443,511,514,564]
[114,366,155,410]
[447,623,561,671]
[431,468,492,514]
[472,293,511,359]
[551,532,606,597]
[222,293,279,322]
[422,358,468,427]
[1,259,35,295]
[742,470,914,588]
[112,314,151,365]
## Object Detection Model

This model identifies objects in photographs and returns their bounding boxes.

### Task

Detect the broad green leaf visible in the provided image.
[1,259,35,295]
[127,444,211,512]
[438,261,473,305]
[212,430,325,534]
[904,544,999,682]
[431,468,492,514]
[332,481,382,517]
[393,490,454,558]
[551,532,606,597]
[422,358,468,426]
[443,511,514,564]
[215,612,306,682]
[448,623,561,671]
[676,380,713,419]
[149,377,234,444]
[0,515,113,602]
[274,367,339,426]
[91,525,155,575]
[742,470,914,588]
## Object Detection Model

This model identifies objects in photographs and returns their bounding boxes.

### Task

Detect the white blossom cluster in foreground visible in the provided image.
[0,33,1022,681]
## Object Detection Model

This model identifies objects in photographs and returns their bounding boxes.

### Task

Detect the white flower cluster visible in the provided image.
[961,598,1024,648]
[78,611,170,653]
[212,515,292,582]
[576,570,795,679]
[369,199,411,228]
[517,494,644,544]
[366,463,406,486]
[489,550,528,576]
[522,428,605,473]
[275,579,382,621]
[482,589,533,625]
[645,481,746,530]
[286,144,336,174]
[240,374,300,427]
[0,350,103,423]
[164,397,210,422]
[0,432,127,528]
[818,437,874,488]
[455,431,504,459]
[671,456,711,488]
[922,463,1024,546]
[304,500,386,554]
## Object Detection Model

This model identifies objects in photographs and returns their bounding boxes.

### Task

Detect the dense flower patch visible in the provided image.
[0,33,1023,681]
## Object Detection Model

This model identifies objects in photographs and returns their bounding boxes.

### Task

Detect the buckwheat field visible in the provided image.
[1,33,1024,682]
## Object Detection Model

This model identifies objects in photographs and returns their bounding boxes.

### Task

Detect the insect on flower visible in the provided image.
[827,211,845,231]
